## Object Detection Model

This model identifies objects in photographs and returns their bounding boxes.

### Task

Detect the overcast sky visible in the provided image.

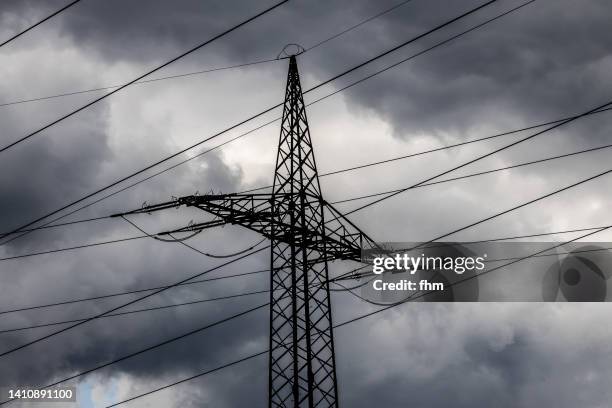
[1,0,612,407]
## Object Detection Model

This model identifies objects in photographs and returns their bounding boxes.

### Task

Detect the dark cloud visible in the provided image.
[0,1,611,407]
[0,104,111,250]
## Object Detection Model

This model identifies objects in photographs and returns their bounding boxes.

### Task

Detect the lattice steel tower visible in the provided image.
[116,55,376,407]
[268,55,337,407]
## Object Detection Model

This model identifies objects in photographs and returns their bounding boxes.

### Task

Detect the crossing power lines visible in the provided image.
[2,0,611,406]
[0,0,290,154]
[1,138,611,262]
[0,0,415,108]
[0,0,531,247]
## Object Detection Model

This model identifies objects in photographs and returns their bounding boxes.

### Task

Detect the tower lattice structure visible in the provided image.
[116,55,377,407]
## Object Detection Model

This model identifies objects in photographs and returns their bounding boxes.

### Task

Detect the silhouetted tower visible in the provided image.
[115,55,376,407]
[268,56,337,407]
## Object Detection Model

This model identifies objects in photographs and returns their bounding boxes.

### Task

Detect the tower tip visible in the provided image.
[277,43,305,59]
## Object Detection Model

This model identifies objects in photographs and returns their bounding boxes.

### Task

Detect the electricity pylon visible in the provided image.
[116,55,376,407]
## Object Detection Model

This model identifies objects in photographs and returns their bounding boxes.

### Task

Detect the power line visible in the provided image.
[484,245,612,264]
[337,226,612,322]
[345,97,612,216]
[0,234,147,262]
[2,112,610,241]
[5,221,604,316]
[323,114,611,177]
[0,59,278,108]
[0,118,281,246]
[0,289,268,335]
[0,0,289,154]
[324,101,612,243]
[0,0,84,48]
[0,246,268,359]
[104,351,269,408]
[332,236,612,284]
[331,141,612,205]
[0,0,522,245]
[5,104,610,244]
[0,268,268,316]
[0,215,111,236]
[0,268,367,406]
[241,110,612,194]
[93,225,612,407]
[2,0,592,398]
[305,0,414,52]
[5,129,606,264]
[120,215,267,258]
[0,0,535,249]
[0,0,414,109]
[0,259,357,317]
[7,139,608,315]
[331,164,612,281]
[376,167,612,255]
[15,224,611,407]
[0,303,270,406]
[9,225,612,403]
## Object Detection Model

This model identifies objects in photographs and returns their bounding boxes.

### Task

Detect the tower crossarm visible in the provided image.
[181,193,276,232]
[114,192,376,264]
[181,192,372,262]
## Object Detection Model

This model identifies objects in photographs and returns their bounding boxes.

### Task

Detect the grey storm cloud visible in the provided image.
[11,0,612,139]
[0,0,612,407]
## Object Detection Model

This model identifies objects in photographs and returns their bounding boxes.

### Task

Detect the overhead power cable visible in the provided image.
[4,138,606,264]
[0,215,110,236]
[242,120,612,195]
[1,114,610,241]
[6,212,609,317]
[120,215,267,258]
[364,167,612,260]
[305,0,414,52]
[344,97,612,216]
[8,224,610,407]
[0,59,278,108]
[0,246,269,359]
[0,264,359,406]
[12,216,608,329]
[337,226,612,322]
[92,225,610,407]
[27,113,612,408]
[330,161,612,284]
[0,0,414,108]
[0,0,525,245]
[2,0,506,243]
[3,103,609,243]
[0,268,268,316]
[0,0,84,48]
[0,0,289,154]
[0,289,268,335]
[0,118,280,246]
[0,208,262,264]
[331,142,612,205]
[0,303,269,406]
[0,234,147,262]
[6,218,606,315]
[333,242,612,284]
[104,351,269,408]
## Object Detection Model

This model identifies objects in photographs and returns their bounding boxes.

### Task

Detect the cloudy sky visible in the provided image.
[1,0,612,406]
